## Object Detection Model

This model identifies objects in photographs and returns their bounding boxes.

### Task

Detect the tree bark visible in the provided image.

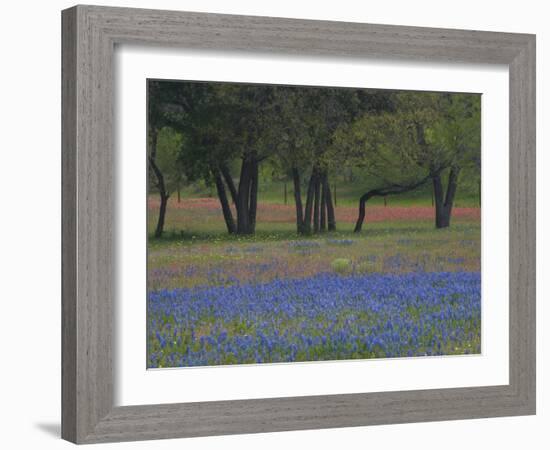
[248,158,259,233]
[303,167,318,234]
[216,157,261,235]
[231,156,260,235]
[292,168,305,234]
[236,158,251,234]
[323,175,336,231]
[155,192,168,238]
[148,127,169,238]
[354,192,373,233]
[320,178,327,232]
[220,164,238,205]
[445,167,460,211]
[213,169,236,234]
[433,174,449,228]
[432,167,461,229]
[313,174,321,233]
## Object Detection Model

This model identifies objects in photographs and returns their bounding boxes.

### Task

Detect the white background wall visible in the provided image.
[0,1,546,448]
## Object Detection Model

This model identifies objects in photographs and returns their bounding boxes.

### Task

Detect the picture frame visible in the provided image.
[61,4,536,444]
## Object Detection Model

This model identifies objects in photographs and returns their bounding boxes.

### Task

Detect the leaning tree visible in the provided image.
[333,91,438,232]
[337,91,480,232]
[147,81,188,237]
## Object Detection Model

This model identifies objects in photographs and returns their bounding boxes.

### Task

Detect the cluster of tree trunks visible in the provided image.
[152,149,461,238]
[293,166,336,234]
[212,156,259,235]
[150,130,461,238]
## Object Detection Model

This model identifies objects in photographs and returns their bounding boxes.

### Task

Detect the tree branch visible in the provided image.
[354,174,431,232]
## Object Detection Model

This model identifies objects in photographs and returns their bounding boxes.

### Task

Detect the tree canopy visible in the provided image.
[147,80,481,237]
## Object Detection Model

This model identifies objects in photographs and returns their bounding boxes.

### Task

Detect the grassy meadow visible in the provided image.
[147,187,481,368]
[146,81,482,368]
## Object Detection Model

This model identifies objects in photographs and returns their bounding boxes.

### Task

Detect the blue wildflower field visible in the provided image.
[146,191,481,369]
[148,269,481,368]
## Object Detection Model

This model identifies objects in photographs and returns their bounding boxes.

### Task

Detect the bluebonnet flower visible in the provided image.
[148,271,481,367]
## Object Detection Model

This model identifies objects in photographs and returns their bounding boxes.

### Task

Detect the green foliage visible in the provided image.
[153,127,185,194]
[428,93,481,172]
[331,258,352,274]
[147,81,481,230]
[333,91,481,194]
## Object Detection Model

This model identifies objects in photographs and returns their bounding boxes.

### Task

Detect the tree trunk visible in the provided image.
[320,179,327,232]
[432,174,448,228]
[233,156,260,235]
[354,176,431,233]
[313,174,321,233]
[292,168,305,234]
[236,158,252,234]
[220,164,238,205]
[217,157,260,235]
[155,192,169,238]
[303,167,317,234]
[444,166,460,218]
[213,169,236,234]
[432,167,460,229]
[354,192,372,233]
[248,158,258,234]
[323,175,336,231]
[148,127,169,238]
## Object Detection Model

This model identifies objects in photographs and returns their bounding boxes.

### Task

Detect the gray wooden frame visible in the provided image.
[61,4,536,444]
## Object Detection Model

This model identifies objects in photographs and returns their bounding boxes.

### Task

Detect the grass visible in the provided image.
[146,192,481,366]
[148,220,480,291]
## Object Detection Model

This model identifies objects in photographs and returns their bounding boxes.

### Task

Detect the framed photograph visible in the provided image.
[62,5,536,444]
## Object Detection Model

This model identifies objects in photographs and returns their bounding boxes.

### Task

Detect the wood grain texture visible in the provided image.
[61,7,77,443]
[508,36,536,408]
[61,4,536,444]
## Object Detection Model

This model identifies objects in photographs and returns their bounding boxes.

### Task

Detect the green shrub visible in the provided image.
[331,258,352,274]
